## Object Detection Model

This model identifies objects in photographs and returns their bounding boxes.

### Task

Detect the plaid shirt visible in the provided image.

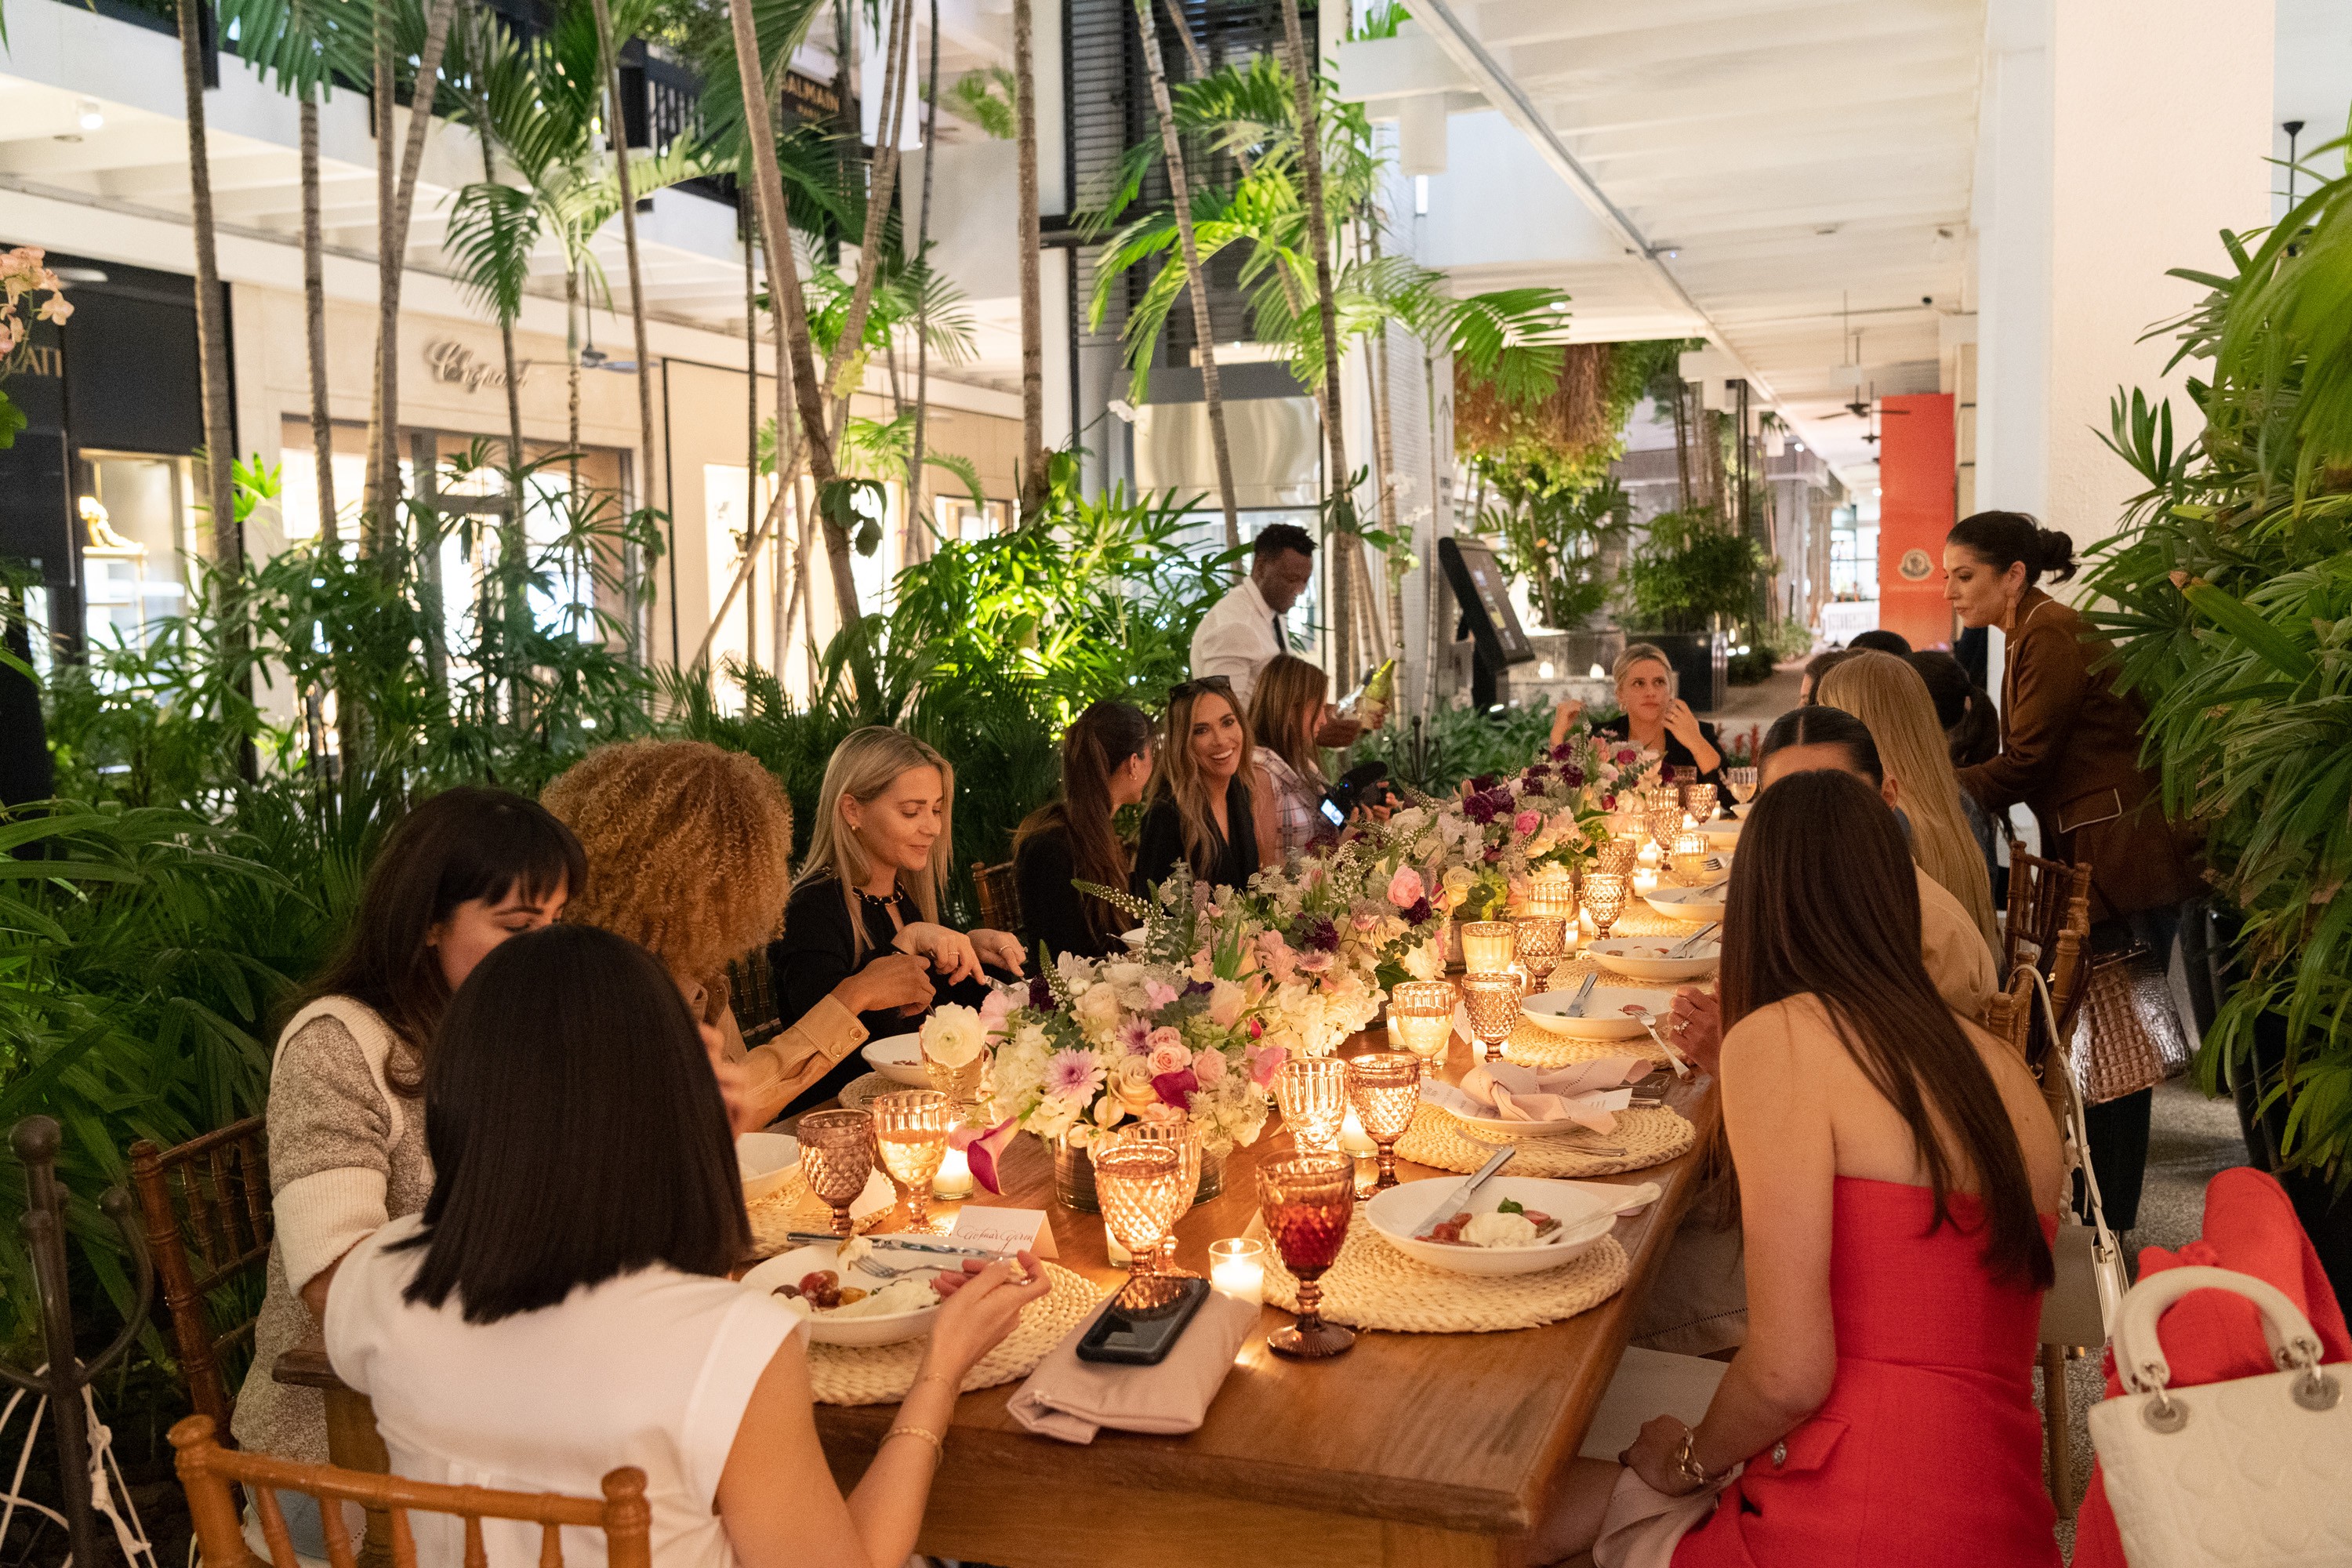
[1258,751,1330,857]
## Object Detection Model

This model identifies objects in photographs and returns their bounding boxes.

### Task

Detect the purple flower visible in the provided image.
[1290,915,1340,953]
[1043,1049,1105,1098]
[1548,742,1576,763]
[1559,763,1585,789]
[1403,897,1432,925]
[1185,978,1214,996]
[1470,773,1500,793]
[1522,763,1552,784]
[1028,976,1057,1011]
[1463,792,1500,826]
[1483,844,1504,864]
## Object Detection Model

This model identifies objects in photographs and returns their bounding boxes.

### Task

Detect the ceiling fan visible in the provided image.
[579,314,637,373]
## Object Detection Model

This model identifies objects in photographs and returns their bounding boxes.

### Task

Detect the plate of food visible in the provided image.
[736,1131,800,1203]
[741,1236,951,1346]
[1642,883,1729,924]
[860,1033,931,1087]
[1364,1175,1621,1276]
[1584,935,1720,985]
[1520,984,1671,1040]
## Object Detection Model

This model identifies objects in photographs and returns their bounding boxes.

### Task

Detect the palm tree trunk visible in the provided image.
[366,0,458,552]
[728,0,863,658]
[906,0,940,513]
[567,267,583,491]
[1364,220,1405,658]
[1276,0,1352,677]
[590,0,658,659]
[364,3,394,532]
[1131,0,1240,551]
[178,0,251,780]
[300,96,336,545]
[826,0,914,398]
[1013,0,1048,521]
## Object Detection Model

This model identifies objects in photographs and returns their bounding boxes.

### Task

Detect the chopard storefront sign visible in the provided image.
[423,339,533,394]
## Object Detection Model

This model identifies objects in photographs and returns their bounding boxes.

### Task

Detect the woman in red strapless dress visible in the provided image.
[1537,767,2067,1567]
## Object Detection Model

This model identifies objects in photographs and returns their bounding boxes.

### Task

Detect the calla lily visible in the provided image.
[951,1116,1022,1196]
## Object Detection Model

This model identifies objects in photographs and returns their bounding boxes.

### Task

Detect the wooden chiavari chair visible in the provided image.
[129,1117,273,1433]
[172,1415,652,1568]
[971,859,1022,938]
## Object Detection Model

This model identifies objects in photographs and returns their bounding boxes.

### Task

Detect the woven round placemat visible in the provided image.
[744,1171,895,1254]
[803,1261,1102,1405]
[1393,1102,1694,1178]
[1504,1015,1673,1069]
[1259,1221,1628,1334]
[837,1072,896,1112]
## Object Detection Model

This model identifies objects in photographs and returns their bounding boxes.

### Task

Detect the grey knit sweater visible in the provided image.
[230,999,433,1461]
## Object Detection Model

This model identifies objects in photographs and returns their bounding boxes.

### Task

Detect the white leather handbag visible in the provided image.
[2089,1265,2352,1566]
[2027,965,2130,1348]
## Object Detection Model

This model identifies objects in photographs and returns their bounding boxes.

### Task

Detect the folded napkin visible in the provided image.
[1006,1287,1258,1444]
[1450,1058,1650,1130]
[1593,1464,1740,1568]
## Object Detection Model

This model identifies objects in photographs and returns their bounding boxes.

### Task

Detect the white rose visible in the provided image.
[920,1004,986,1069]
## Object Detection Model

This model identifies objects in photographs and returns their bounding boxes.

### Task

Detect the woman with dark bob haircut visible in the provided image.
[324,925,1047,1568]
[1537,770,2062,1566]
[234,786,583,1556]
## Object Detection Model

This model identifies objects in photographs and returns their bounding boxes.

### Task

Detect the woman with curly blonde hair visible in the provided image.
[543,740,936,1126]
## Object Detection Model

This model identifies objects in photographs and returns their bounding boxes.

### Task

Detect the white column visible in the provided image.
[2043,0,2273,554]
[1971,0,2053,525]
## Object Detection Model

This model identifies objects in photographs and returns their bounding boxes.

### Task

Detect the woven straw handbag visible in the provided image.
[2090,1265,2352,1566]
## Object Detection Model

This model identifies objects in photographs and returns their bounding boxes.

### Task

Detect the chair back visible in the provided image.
[2003,843,2094,1051]
[172,1414,652,1568]
[972,859,1022,937]
[726,949,783,1048]
[130,1118,272,1432]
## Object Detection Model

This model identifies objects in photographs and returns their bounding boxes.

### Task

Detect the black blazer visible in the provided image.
[1592,714,1724,787]
[766,874,993,1110]
[1013,820,1126,963]
[1131,775,1261,895]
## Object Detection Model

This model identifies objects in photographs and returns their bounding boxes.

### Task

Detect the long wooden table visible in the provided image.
[280,1028,1712,1568]
[814,1028,1712,1568]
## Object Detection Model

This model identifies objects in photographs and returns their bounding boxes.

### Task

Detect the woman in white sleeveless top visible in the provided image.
[234,788,582,1555]
[326,925,1047,1568]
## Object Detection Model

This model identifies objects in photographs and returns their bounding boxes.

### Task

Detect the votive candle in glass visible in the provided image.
[1387,979,1456,1064]
[1671,830,1709,884]
[1632,866,1661,895]
[1209,1238,1266,1305]
[1528,864,1576,917]
[1461,920,1515,975]
[932,1144,975,1200]
[1338,1105,1377,1157]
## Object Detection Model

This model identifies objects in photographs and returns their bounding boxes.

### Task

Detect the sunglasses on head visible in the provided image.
[1167,675,1236,702]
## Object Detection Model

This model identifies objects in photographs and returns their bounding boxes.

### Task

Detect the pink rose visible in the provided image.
[1147,1025,1183,1054]
[1151,1069,1199,1109]
[1385,865,1425,909]
[1148,1040,1192,1076]
[1514,809,1541,837]
[1192,1047,1228,1086]
[1615,747,1639,766]
[1248,1044,1287,1086]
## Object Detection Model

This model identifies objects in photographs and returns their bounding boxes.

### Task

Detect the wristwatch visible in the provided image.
[1672,1426,1719,1491]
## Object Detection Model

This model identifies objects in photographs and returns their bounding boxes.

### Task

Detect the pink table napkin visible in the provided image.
[1006,1288,1258,1444]
[1460,1058,1650,1129]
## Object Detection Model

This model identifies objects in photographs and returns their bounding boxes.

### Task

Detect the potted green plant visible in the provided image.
[2082,136,2352,1290]
[1617,507,1770,711]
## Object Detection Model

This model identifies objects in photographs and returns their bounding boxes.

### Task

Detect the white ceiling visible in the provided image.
[1341,0,1989,481]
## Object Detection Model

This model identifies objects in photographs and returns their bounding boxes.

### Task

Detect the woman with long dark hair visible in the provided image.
[234,787,583,1555]
[1539,770,2063,1566]
[324,925,1046,1568]
[1132,677,1262,893]
[1013,701,1154,961]
[1945,510,2201,1231]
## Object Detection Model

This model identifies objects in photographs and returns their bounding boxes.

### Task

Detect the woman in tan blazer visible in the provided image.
[1944,511,2201,1230]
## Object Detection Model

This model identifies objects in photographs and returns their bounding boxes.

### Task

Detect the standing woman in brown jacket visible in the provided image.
[1944,511,2201,1231]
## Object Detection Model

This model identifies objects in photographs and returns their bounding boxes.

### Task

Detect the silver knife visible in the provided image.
[1565,970,1600,1018]
[1411,1145,1515,1238]
[783,1231,1002,1259]
[1669,921,1720,958]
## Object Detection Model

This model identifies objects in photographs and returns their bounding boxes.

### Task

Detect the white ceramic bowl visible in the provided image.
[735,1132,800,1203]
[1642,883,1729,924]
[1584,935,1721,985]
[861,1032,931,1087]
[1365,1175,1621,1276]
[1520,984,1670,1040]
[741,1240,945,1345]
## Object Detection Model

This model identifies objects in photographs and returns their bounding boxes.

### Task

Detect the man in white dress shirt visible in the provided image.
[1189,523,1317,710]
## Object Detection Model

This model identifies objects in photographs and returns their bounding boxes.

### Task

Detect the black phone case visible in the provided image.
[1073,1276,1211,1365]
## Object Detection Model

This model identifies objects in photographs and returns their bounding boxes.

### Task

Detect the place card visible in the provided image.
[945,1206,1059,1260]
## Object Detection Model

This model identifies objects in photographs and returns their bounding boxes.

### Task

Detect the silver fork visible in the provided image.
[1625,1006,1693,1077]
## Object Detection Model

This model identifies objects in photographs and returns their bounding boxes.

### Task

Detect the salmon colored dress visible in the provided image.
[1673,1177,2061,1567]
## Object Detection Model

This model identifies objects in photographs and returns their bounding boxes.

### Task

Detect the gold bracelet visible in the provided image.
[884,1424,945,1459]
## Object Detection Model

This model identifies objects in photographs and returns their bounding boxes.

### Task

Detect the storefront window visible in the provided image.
[73,450,197,657]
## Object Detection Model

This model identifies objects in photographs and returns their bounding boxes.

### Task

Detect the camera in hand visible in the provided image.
[1319,760,1394,828]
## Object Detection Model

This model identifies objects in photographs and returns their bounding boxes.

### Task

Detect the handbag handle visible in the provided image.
[2111,1264,2328,1396]
[2023,965,2119,1260]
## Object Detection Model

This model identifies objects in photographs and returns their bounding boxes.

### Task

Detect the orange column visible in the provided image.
[1875,393,1956,651]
